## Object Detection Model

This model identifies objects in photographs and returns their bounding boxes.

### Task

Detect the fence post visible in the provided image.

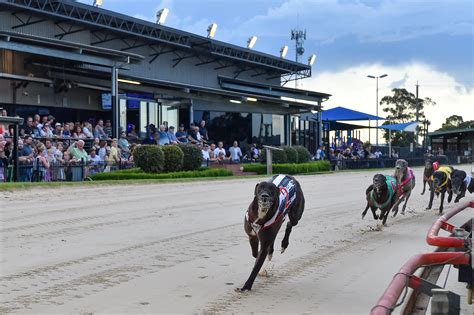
[262,145,284,176]
[81,158,85,181]
[36,157,40,182]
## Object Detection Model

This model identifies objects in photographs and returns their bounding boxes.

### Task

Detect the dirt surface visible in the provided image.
[1,165,472,314]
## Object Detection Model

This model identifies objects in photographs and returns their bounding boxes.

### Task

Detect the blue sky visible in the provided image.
[80,0,474,130]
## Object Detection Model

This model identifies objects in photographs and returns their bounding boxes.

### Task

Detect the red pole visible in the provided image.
[371,252,470,315]
[426,199,473,248]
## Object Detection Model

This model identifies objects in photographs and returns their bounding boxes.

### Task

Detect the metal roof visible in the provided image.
[428,128,474,137]
[0,0,311,77]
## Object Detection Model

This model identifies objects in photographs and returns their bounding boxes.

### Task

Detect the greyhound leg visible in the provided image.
[249,235,259,258]
[281,222,293,253]
[401,191,411,215]
[454,190,465,203]
[447,190,453,203]
[421,179,427,195]
[426,183,434,210]
[391,196,404,217]
[371,206,379,220]
[267,242,275,261]
[362,202,370,219]
[439,192,445,215]
[382,209,390,226]
[238,245,269,291]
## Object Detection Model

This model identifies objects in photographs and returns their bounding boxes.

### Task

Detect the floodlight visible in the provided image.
[380,74,388,78]
[229,99,241,104]
[156,8,169,25]
[207,23,218,39]
[308,54,316,66]
[367,75,375,79]
[246,97,257,102]
[93,0,103,7]
[280,45,288,59]
[247,36,257,49]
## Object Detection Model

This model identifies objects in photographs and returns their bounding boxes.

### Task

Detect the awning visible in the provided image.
[380,122,420,132]
[318,106,385,121]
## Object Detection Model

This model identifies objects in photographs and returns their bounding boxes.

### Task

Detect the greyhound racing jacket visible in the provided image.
[246,174,297,233]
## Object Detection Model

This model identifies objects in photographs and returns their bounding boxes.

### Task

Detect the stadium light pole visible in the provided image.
[367,74,388,146]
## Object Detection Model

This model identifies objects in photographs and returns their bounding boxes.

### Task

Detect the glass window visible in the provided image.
[161,105,178,129]
[272,114,285,146]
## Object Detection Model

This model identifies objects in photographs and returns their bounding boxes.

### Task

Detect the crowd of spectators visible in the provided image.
[0,109,263,182]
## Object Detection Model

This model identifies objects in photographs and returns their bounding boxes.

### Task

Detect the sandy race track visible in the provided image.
[1,165,472,314]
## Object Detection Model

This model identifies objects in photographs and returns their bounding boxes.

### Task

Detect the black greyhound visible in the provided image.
[450,169,474,203]
[238,174,305,292]
[362,174,398,226]
[421,155,448,195]
[427,166,454,214]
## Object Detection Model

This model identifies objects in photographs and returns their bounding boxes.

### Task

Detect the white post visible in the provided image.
[266,147,272,175]
[388,129,392,158]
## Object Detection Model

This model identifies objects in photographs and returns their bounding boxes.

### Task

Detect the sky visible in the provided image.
[80,0,474,132]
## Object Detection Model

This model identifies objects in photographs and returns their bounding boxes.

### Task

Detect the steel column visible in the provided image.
[111,66,119,138]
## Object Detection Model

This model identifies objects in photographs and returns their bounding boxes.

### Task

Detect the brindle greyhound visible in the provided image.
[362,174,398,226]
[391,159,415,217]
[238,174,305,292]
[450,169,474,203]
[427,166,454,214]
[421,155,448,195]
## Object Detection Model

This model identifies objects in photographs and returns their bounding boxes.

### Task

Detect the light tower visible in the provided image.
[291,28,306,88]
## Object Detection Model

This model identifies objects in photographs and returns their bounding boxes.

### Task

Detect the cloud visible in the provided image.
[301,62,474,131]
[234,0,473,44]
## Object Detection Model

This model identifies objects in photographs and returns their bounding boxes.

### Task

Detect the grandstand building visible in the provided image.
[0,0,330,152]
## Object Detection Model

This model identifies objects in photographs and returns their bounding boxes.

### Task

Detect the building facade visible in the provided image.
[0,0,330,152]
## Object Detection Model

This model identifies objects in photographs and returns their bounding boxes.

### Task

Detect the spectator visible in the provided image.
[374,149,383,158]
[91,138,100,152]
[187,123,201,144]
[35,144,50,182]
[23,116,34,135]
[167,126,179,145]
[214,141,226,158]
[73,126,86,139]
[128,124,139,140]
[209,143,217,161]
[202,144,210,161]
[53,123,63,136]
[109,139,121,163]
[118,131,130,159]
[229,140,242,163]
[88,149,102,165]
[315,146,323,160]
[82,122,93,138]
[40,123,54,138]
[62,123,72,138]
[199,120,209,142]
[158,124,170,145]
[68,140,89,162]
[98,140,108,161]
[217,151,227,164]
[175,124,188,144]
[0,145,8,182]
[103,120,112,138]
[94,119,107,139]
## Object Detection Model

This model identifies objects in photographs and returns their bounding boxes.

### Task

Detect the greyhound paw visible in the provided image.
[280,247,286,254]
[267,254,273,261]
[421,192,424,195]
[401,210,406,215]
[235,286,251,293]
[361,214,366,219]
[259,269,270,277]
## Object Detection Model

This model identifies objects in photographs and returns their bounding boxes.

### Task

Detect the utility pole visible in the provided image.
[415,81,419,145]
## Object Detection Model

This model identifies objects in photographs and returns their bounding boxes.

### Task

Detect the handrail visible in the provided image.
[371,252,470,315]
[426,200,473,248]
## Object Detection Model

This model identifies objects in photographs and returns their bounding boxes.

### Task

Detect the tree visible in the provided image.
[438,115,474,131]
[380,88,436,146]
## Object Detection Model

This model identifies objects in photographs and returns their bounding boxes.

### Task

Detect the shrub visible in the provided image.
[133,145,164,173]
[162,145,184,172]
[179,144,203,171]
[260,148,287,164]
[243,161,330,175]
[90,167,232,181]
[282,146,298,164]
[294,145,311,163]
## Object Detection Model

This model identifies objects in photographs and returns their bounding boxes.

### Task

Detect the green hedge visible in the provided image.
[294,145,311,163]
[162,145,184,172]
[133,145,164,173]
[282,146,298,164]
[243,161,330,175]
[260,148,287,164]
[90,168,233,181]
[179,144,203,171]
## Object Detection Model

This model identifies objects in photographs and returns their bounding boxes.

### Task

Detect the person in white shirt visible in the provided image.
[214,141,226,158]
[201,144,210,161]
[374,149,383,158]
[228,140,242,163]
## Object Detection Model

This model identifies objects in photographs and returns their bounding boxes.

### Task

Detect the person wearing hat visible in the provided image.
[175,124,188,144]
[53,122,63,137]
[167,126,179,145]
